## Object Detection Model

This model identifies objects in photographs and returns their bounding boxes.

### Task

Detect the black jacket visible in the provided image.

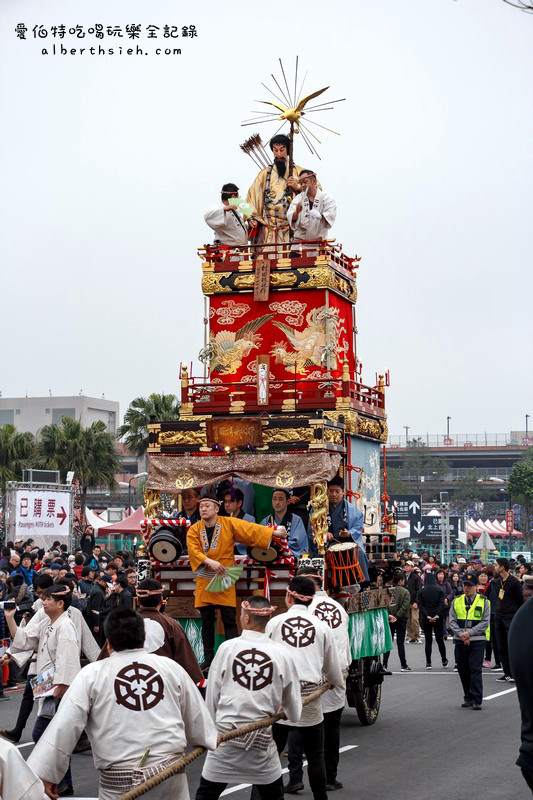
[108,587,134,612]
[509,598,533,772]
[87,583,109,633]
[493,574,524,619]
[405,572,422,603]
[416,573,446,619]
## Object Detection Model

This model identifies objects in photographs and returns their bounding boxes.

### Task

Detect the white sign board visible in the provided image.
[512,551,531,561]
[14,489,71,539]
[474,531,496,551]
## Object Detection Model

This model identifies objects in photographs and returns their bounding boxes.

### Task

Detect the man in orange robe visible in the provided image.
[187,491,288,670]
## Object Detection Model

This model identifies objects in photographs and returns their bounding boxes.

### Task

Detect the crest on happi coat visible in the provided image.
[314,600,342,630]
[232,648,274,691]
[281,616,316,648]
[114,662,165,712]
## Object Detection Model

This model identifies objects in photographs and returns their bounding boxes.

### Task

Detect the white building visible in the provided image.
[0,395,119,435]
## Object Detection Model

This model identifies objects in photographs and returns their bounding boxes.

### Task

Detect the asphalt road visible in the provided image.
[1,640,527,800]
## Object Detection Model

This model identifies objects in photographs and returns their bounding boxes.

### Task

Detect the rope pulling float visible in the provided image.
[116,679,340,800]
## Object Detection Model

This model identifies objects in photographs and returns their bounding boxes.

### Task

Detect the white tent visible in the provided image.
[85,507,112,532]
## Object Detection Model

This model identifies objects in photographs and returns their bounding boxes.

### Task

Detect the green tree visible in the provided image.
[508,450,533,550]
[37,417,121,516]
[450,469,489,515]
[395,439,448,502]
[117,394,180,457]
[383,468,411,496]
[0,424,36,492]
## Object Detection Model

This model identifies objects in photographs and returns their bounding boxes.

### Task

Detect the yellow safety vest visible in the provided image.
[453,593,490,640]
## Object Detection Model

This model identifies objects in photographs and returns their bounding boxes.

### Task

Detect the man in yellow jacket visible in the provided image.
[187,490,288,670]
[448,570,490,710]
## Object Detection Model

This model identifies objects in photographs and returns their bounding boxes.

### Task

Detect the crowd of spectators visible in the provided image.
[0,533,138,699]
[384,549,530,675]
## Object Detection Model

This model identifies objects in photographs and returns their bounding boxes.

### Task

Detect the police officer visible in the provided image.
[448,570,490,710]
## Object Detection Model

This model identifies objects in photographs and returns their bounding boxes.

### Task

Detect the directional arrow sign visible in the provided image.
[414,516,460,541]
[57,506,67,525]
[390,495,422,525]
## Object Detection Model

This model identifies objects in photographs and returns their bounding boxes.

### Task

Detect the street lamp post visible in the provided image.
[121,472,148,512]
[489,477,510,556]
[446,416,451,439]
[526,414,530,439]
[404,426,410,446]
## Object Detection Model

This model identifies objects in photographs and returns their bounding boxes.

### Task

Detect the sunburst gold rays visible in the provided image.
[240,57,345,158]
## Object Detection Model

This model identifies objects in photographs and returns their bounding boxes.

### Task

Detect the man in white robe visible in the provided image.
[196,595,302,800]
[204,183,248,246]
[287,171,336,242]
[4,584,81,795]
[266,577,344,800]
[2,572,98,745]
[285,567,351,793]
[28,608,218,800]
[0,738,45,800]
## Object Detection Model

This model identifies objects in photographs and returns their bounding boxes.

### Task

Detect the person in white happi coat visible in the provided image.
[4,585,80,792]
[204,183,249,246]
[0,737,45,800]
[1,573,99,747]
[286,171,337,242]
[285,567,351,793]
[266,576,344,800]
[196,595,302,800]
[28,608,217,800]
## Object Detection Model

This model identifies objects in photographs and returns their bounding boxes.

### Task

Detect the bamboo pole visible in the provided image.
[115,682,335,800]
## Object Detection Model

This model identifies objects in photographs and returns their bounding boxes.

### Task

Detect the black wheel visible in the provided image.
[345,656,382,725]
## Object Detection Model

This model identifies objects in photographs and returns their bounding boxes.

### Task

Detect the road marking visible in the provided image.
[391,671,456,675]
[16,742,34,749]
[484,687,517,701]
[220,745,358,795]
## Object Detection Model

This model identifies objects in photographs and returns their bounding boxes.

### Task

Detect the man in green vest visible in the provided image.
[449,570,490,710]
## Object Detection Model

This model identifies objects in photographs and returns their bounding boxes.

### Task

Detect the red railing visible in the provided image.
[198,239,360,277]
[185,375,385,417]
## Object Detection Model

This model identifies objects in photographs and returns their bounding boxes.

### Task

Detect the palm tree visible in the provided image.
[37,417,121,516]
[0,425,36,491]
[117,393,180,457]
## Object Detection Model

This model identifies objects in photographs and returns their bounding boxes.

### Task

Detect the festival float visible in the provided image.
[138,61,397,724]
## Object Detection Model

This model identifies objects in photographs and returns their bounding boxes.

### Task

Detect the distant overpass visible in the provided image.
[383,432,531,483]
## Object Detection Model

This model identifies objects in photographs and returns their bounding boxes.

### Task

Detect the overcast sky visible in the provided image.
[0,0,531,437]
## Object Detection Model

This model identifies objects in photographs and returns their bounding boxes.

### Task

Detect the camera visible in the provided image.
[0,600,17,611]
